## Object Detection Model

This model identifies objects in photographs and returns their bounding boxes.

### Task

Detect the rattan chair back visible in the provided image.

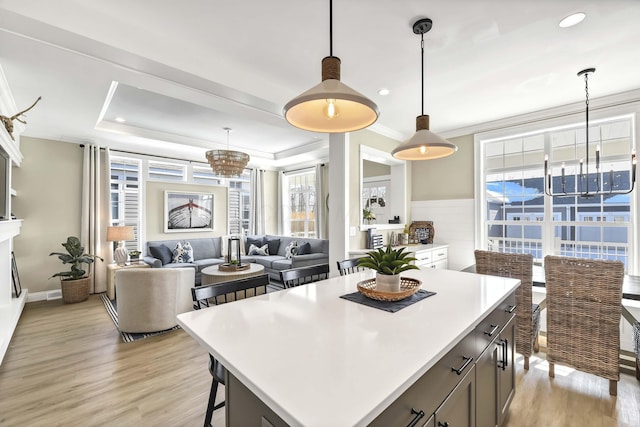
[474,250,539,368]
[544,255,623,394]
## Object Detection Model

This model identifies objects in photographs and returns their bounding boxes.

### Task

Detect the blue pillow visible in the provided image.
[296,242,311,255]
[266,238,281,255]
[148,244,173,265]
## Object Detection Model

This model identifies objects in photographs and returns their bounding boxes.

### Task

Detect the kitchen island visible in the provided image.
[177,267,520,427]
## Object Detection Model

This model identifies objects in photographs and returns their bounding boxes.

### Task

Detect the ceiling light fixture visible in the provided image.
[378,88,390,96]
[392,18,457,161]
[559,12,586,28]
[115,117,126,123]
[544,68,636,197]
[283,0,379,133]
[206,128,250,178]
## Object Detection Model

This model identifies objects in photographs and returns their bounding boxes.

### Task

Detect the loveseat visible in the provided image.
[143,235,329,284]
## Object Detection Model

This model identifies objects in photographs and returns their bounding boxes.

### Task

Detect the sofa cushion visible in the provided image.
[271,259,293,271]
[173,241,194,263]
[296,242,311,255]
[188,238,219,260]
[162,262,197,270]
[248,243,269,256]
[265,238,281,256]
[250,255,283,269]
[284,241,299,259]
[194,258,225,271]
[245,236,265,254]
[148,244,174,265]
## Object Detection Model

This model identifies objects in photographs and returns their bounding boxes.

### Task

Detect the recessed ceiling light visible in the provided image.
[377,88,390,96]
[115,117,126,123]
[559,12,586,28]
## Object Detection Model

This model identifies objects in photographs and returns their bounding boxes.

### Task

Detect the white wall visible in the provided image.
[411,199,476,271]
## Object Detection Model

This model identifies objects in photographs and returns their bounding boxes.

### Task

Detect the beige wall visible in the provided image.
[13,137,83,294]
[348,130,408,250]
[145,181,228,241]
[411,134,474,200]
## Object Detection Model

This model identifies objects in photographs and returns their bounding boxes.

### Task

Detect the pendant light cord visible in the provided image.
[584,71,590,172]
[420,32,425,116]
[329,0,333,56]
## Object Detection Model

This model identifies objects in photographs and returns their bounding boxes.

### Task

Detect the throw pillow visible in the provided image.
[173,241,194,263]
[296,242,311,256]
[181,241,194,263]
[248,243,269,256]
[284,241,298,259]
[245,236,265,255]
[266,238,281,256]
[149,244,173,265]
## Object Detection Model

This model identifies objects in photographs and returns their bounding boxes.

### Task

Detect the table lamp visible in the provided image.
[106,226,134,266]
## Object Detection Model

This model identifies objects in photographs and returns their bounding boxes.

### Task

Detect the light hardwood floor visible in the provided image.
[0,295,638,427]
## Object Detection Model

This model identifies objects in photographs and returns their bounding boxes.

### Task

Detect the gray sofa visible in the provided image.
[143,235,329,284]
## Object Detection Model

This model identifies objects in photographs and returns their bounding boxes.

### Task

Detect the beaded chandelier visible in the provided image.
[206,128,249,177]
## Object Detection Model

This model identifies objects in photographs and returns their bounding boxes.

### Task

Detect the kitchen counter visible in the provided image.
[177,267,519,427]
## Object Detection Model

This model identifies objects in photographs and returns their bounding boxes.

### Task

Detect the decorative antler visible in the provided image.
[0,96,42,141]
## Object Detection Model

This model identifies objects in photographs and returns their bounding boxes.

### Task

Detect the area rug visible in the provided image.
[100,293,181,343]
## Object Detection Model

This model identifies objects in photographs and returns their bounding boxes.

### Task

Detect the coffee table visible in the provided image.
[201,263,266,285]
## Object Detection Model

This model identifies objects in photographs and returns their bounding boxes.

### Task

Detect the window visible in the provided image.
[282,169,316,238]
[228,170,251,235]
[110,157,141,252]
[110,155,253,248]
[477,114,636,271]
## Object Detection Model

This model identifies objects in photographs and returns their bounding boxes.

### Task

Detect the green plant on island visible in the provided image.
[357,245,419,275]
[49,236,103,280]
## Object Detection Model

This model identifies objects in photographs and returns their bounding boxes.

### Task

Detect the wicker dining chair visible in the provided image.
[336,258,366,276]
[544,255,624,396]
[474,250,540,370]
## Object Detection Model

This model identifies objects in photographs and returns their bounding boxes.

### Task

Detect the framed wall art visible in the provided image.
[164,191,214,233]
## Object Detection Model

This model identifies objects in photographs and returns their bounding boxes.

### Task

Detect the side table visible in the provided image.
[106,262,150,299]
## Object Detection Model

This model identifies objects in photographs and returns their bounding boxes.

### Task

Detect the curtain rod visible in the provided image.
[79,144,210,165]
[282,163,326,174]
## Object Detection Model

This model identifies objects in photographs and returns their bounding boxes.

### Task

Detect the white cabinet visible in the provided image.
[413,244,448,270]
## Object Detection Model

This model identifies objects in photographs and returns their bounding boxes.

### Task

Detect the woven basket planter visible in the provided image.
[60,277,90,304]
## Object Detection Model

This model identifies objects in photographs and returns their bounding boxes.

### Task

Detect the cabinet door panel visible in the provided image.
[498,318,516,425]
[476,343,499,427]
[434,366,476,427]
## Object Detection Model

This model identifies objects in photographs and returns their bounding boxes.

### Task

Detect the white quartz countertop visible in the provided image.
[178,268,519,427]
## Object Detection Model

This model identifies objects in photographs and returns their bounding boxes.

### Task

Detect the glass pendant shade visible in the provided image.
[284,57,379,133]
[392,115,458,160]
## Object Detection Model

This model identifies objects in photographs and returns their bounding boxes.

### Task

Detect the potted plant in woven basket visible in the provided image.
[357,245,419,292]
[49,236,103,304]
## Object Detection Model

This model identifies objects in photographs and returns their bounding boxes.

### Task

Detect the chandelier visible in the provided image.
[544,68,636,197]
[206,128,249,177]
[391,18,457,160]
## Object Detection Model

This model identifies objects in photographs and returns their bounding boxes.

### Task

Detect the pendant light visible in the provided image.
[392,18,457,160]
[206,128,250,177]
[544,68,636,197]
[283,0,379,133]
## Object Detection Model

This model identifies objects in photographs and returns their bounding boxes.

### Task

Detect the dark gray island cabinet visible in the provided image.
[178,268,520,427]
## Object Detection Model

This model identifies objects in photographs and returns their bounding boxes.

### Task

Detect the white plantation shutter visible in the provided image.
[110,157,141,252]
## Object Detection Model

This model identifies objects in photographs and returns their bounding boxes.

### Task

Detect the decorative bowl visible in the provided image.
[357,277,422,302]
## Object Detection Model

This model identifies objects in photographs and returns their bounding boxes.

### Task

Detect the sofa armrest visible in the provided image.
[143,256,162,268]
[291,253,329,269]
